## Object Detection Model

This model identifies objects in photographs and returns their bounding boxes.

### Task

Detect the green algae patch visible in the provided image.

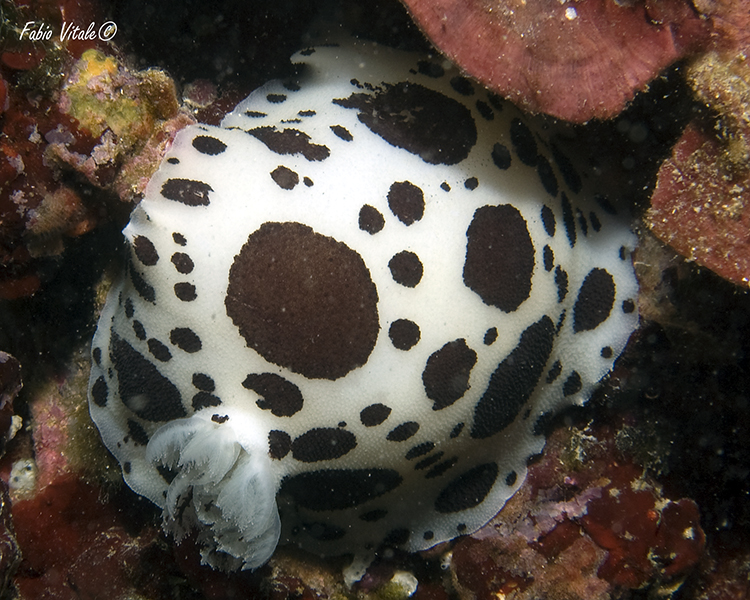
[53,49,194,202]
[64,49,155,145]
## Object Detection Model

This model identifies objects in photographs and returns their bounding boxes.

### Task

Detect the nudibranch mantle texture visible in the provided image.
[88,38,639,572]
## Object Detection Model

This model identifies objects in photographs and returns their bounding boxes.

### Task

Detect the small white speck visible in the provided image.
[565,6,577,20]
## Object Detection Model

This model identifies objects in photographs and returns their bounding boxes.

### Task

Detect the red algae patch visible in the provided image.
[11,474,176,600]
[402,0,709,122]
[647,39,750,287]
[648,120,750,286]
[450,425,706,599]
[0,37,191,298]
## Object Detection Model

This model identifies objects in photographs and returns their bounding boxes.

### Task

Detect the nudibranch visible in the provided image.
[88,37,639,572]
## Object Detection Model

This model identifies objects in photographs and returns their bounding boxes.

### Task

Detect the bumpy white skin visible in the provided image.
[88,39,639,571]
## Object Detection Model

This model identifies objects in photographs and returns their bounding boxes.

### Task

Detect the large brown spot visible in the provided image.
[422,339,477,410]
[463,204,535,313]
[225,222,379,380]
[333,82,477,165]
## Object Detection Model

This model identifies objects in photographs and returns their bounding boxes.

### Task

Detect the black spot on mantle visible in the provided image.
[109,333,186,422]
[334,82,477,165]
[280,468,402,511]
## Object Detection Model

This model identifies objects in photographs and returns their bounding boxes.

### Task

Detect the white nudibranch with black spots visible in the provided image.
[88,37,639,573]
